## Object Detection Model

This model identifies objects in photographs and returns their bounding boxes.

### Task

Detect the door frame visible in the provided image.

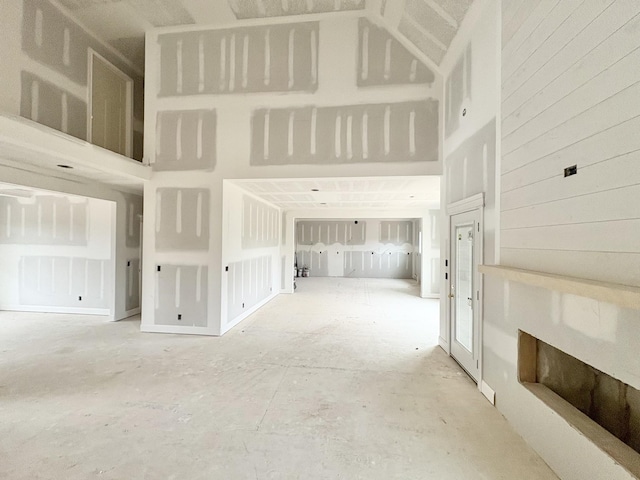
[445,193,484,389]
[87,48,133,157]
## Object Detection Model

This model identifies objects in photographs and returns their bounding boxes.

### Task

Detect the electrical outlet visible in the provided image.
[564,165,577,177]
[78,296,82,301]
[178,314,182,320]
[242,303,245,308]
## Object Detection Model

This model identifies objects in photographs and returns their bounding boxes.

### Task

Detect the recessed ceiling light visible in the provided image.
[311,188,319,192]
[320,203,327,205]
[409,195,415,198]
[57,164,73,169]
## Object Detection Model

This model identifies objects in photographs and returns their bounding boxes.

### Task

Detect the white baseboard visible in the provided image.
[140,323,221,336]
[0,305,110,316]
[481,380,496,405]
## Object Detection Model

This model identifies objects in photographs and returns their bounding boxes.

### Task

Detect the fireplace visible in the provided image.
[518,330,640,477]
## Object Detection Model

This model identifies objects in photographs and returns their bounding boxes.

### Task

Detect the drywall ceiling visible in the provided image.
[231,176,440,210]
[56,0,474,72]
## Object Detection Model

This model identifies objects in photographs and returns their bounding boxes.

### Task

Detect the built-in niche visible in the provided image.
[518,331,640,477]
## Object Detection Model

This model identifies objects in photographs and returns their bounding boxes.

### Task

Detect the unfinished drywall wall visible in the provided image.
[155,188,210,251]
[158,23,319,96]
[155,110,217,171]
[251,100,438,166]
[396,0,473,66]
[0,194,114,313]
[142,16,442,335]
[358,18,434,87]
[445,44,472,137]
[222,182,280,332]
[154,264,208,326]
[295,219,416,279]
[439,0,499,353]
[0,0,144,160]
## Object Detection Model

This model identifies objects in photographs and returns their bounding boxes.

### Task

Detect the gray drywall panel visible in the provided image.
[125,258,140,311]
[297,221,366,246]
[358,18,434,87]
[445,44,472,138]
[155,188,210,251]
[155,264,208,326]
[397,16,445,65]
[0,196,88,245]
[155,110,216,171]
[404,0,456,46]
[251,100,438,166]
[429,210,440,248]
[344,251,412,279]
[380,220,413,245]
[296,250,329,277]
[446,118,496,205]
[242,195,279,249]
[20,72,87,140]
[227,255,273,322]
[19,256,111,308]
[430,257,440,294]
[158,22,318,97]
[22,0,90,85]
[229,0,364,19]
[124,194,143,248]
[23,0,144,128]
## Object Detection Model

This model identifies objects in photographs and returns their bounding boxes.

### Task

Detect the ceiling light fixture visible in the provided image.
[57,164,73,169]
[311,189,319,192]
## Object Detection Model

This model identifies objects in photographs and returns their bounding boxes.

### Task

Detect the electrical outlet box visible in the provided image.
[564,165,577,177]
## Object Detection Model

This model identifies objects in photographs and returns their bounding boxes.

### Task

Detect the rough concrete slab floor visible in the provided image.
[0,278,558,479]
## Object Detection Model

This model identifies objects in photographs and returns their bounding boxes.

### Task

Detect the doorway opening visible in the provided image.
[87,50,133,157]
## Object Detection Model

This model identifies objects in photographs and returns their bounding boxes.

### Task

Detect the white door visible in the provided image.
[449,209,480,381]
[89,52,132,157]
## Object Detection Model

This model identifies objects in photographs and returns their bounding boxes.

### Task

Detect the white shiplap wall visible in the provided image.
[500,0,640,287]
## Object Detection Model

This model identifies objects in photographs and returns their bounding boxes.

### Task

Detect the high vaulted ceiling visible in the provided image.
[56,0,475,73]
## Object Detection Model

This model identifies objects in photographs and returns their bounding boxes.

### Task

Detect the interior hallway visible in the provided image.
[0,278,557,479]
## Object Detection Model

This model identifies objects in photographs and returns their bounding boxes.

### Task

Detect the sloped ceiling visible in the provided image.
[56,0,474,73]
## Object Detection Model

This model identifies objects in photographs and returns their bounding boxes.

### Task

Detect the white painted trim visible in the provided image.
[446,195,485,390]
[140,324,221,336]
[446,192,484,215]
[481,380,495,405]
[0,113,150,186]
[87,49,134,158]
[0,306,110,316]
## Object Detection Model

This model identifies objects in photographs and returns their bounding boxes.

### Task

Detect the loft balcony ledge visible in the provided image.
[479,265,640,311]
[0,113,151,191]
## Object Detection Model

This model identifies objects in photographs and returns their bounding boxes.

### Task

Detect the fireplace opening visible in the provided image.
[518,330,640,476]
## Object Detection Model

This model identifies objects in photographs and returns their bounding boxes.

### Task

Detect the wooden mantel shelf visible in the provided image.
[479,265,640,311]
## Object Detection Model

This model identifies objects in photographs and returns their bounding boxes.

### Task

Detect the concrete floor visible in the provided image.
[0,278,558,479]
